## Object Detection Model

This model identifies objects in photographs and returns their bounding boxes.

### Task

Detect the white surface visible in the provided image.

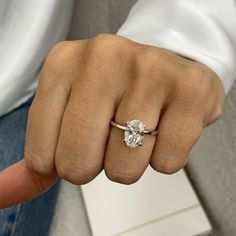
[82,166,212,236]
[118,205,211,236]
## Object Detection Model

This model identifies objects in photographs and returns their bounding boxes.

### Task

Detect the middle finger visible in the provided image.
[55,73,117,185]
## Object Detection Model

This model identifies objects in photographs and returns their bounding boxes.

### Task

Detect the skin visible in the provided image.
[0,34,224,208]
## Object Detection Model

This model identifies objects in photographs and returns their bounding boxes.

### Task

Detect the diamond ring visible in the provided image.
[110,119,158,148]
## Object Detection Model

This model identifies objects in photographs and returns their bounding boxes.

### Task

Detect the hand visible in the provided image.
[0,34,224,208]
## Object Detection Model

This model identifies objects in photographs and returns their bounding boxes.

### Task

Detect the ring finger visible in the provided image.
[104,80,165,184]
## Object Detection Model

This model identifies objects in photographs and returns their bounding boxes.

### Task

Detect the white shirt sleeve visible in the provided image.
[0,0,74,117]
[117,0,236,94]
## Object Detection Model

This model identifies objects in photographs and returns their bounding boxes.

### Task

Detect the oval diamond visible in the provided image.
[124,119,145,148]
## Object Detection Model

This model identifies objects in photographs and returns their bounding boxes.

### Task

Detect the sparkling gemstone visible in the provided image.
[124,119,145,148]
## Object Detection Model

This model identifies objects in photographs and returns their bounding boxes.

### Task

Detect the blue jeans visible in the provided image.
[0,96,59,236]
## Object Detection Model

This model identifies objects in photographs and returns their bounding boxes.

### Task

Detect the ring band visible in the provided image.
[110,120,158,135]
[110,119,158,148]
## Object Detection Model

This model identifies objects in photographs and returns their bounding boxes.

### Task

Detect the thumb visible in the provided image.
[0,160,58,208]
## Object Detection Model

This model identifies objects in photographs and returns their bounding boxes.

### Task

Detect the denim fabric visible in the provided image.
[0,96,59,236]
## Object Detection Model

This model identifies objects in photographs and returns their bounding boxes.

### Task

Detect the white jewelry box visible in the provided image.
[81,166,211,236]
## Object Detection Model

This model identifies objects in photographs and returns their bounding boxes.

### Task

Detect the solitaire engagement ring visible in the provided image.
[110,119,158,148]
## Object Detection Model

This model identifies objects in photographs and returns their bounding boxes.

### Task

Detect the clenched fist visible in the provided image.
[0,34,224,208]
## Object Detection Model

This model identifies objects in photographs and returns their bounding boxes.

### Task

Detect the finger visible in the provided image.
[24,43,78,175]
[104,80,165,184]
[55,72,118,185]
[0,160,57,209]
[150,102,203,174]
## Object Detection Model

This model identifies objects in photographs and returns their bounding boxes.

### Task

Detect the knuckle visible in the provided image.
[49,40,70,54]
[55,160,94,185]
[153,164,180,175]
[151,158,185,175]
[83,34,132,93]
[214,104,224,118]
[183,78,204,100]
[93,33,115,44]
[134,48,176,93]
[178,65,223,117]
[136,48,168,78]
[175,69,213,108]
[105,169,140,185]
[39,41,80,93]
[45,41,72,68]
[87,34,126,64]
[24,149,54,176]
[56,165,71,182]
[208,104,224,125]
[138,47,169,69]
[187,67,213,96]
